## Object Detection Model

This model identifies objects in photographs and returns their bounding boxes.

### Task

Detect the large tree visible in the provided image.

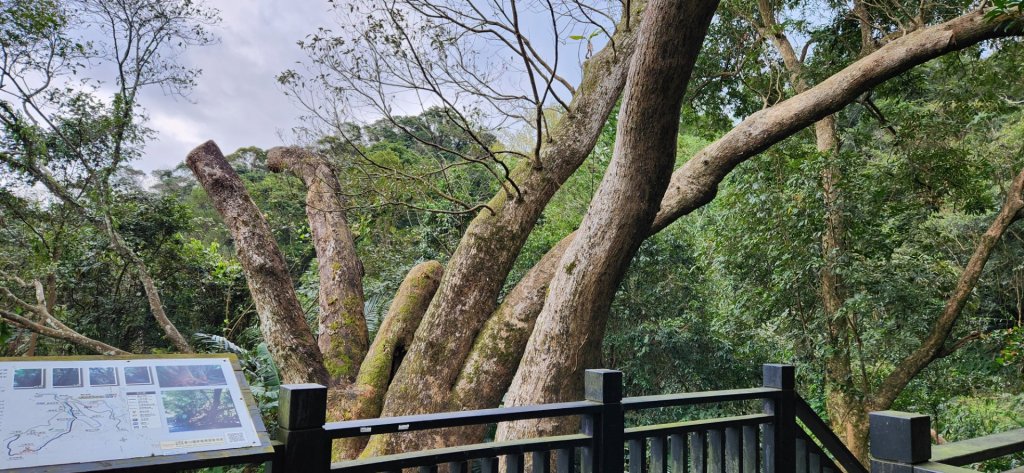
[191,1,1023,460]
[6,0,1024,463]
[0,0,218,353]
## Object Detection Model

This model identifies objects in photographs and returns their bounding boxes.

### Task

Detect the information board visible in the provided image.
[0,357,263,470]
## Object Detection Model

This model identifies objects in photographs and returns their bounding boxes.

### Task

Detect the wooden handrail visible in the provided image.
[324,400,601,439]
[622,387,779,411]
[930,428,1024,466]
[623,413,772,440]
[794,395,868,473]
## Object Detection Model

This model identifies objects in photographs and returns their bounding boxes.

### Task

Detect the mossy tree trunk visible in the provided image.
[187,141,328,385]
[332,261,443,460]
[181,6,1024,464]
[360,2,645,457]
[268,146,369,387]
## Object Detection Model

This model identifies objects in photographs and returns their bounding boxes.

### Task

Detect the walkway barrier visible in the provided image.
[869,410,1024,473]
[270,364,868,473]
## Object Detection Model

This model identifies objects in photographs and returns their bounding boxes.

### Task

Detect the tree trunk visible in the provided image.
[187,140,328,385]
[438,12,1024,443]
[268,146,369,386]
[824,346,870,461]
[755,1,863,457]
[365,3,643,456]
[497,0,720,442]
[334,260,442,459]
[27,271,59,356]
[819,165,1024,459]
[452,237,574,411]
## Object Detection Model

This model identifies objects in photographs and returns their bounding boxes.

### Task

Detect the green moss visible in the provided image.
[324,316,360,379]
[325,351,353,379]
[356,342,394,389]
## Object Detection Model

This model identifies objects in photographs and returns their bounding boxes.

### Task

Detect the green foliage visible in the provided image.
[988,0,1024,27]
[938,394,1024,471]
[5,2,1024,462]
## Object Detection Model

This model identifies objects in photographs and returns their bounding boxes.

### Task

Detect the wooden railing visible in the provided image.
[869,411,1024,472]
[269,364,867,473]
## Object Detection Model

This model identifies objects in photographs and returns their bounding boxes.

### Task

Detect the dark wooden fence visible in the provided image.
[27,362,1024,472]
[269,364,868,473]
[869,411,1024,472]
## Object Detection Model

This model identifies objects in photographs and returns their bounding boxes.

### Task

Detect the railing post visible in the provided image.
[762,364,796,473]
[868,411,931,472]
[582,369,624,473]
[276,383,330,473]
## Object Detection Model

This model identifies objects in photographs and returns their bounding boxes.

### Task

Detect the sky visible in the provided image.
[135,0,334,174]
[132,0,604,177]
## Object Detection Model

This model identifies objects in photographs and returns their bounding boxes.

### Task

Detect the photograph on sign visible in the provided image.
[163,388,243,433]
[156,365,228,388]
[12,369,43,389]
[89,367,118,386]
[52,367,82,388]
[124,366,152,385]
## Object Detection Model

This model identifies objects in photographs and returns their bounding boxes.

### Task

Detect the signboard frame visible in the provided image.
[0,353,276,472]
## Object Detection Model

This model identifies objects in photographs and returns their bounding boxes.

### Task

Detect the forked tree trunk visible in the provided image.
[829,164,1024,459]
[363,3,644,456]
[871,165,1024,409]
[187,141,328,385]
[437,7,1023,449]
[498,0,720,442]
[268,146,369,387]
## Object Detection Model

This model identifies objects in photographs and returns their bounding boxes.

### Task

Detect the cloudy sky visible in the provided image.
[132,1,600,177]
[135,1,333,173]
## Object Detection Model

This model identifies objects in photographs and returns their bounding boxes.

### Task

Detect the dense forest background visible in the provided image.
[2,0,1024,469]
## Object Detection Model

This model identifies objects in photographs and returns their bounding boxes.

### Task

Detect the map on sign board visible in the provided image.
[0,357,261,470]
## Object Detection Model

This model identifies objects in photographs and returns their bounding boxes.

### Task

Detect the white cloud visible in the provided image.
[149,111,206,147]
[134,0,333,173]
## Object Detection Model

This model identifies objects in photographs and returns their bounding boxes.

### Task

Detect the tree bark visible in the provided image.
[439,237,574,444]
[452,237,574,412]
[333,260,442,460]
[497,0,720,442]
[187,140,328,385]
[268,146,369,386]
[434,9,1024,448]
[366,3,643,456]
